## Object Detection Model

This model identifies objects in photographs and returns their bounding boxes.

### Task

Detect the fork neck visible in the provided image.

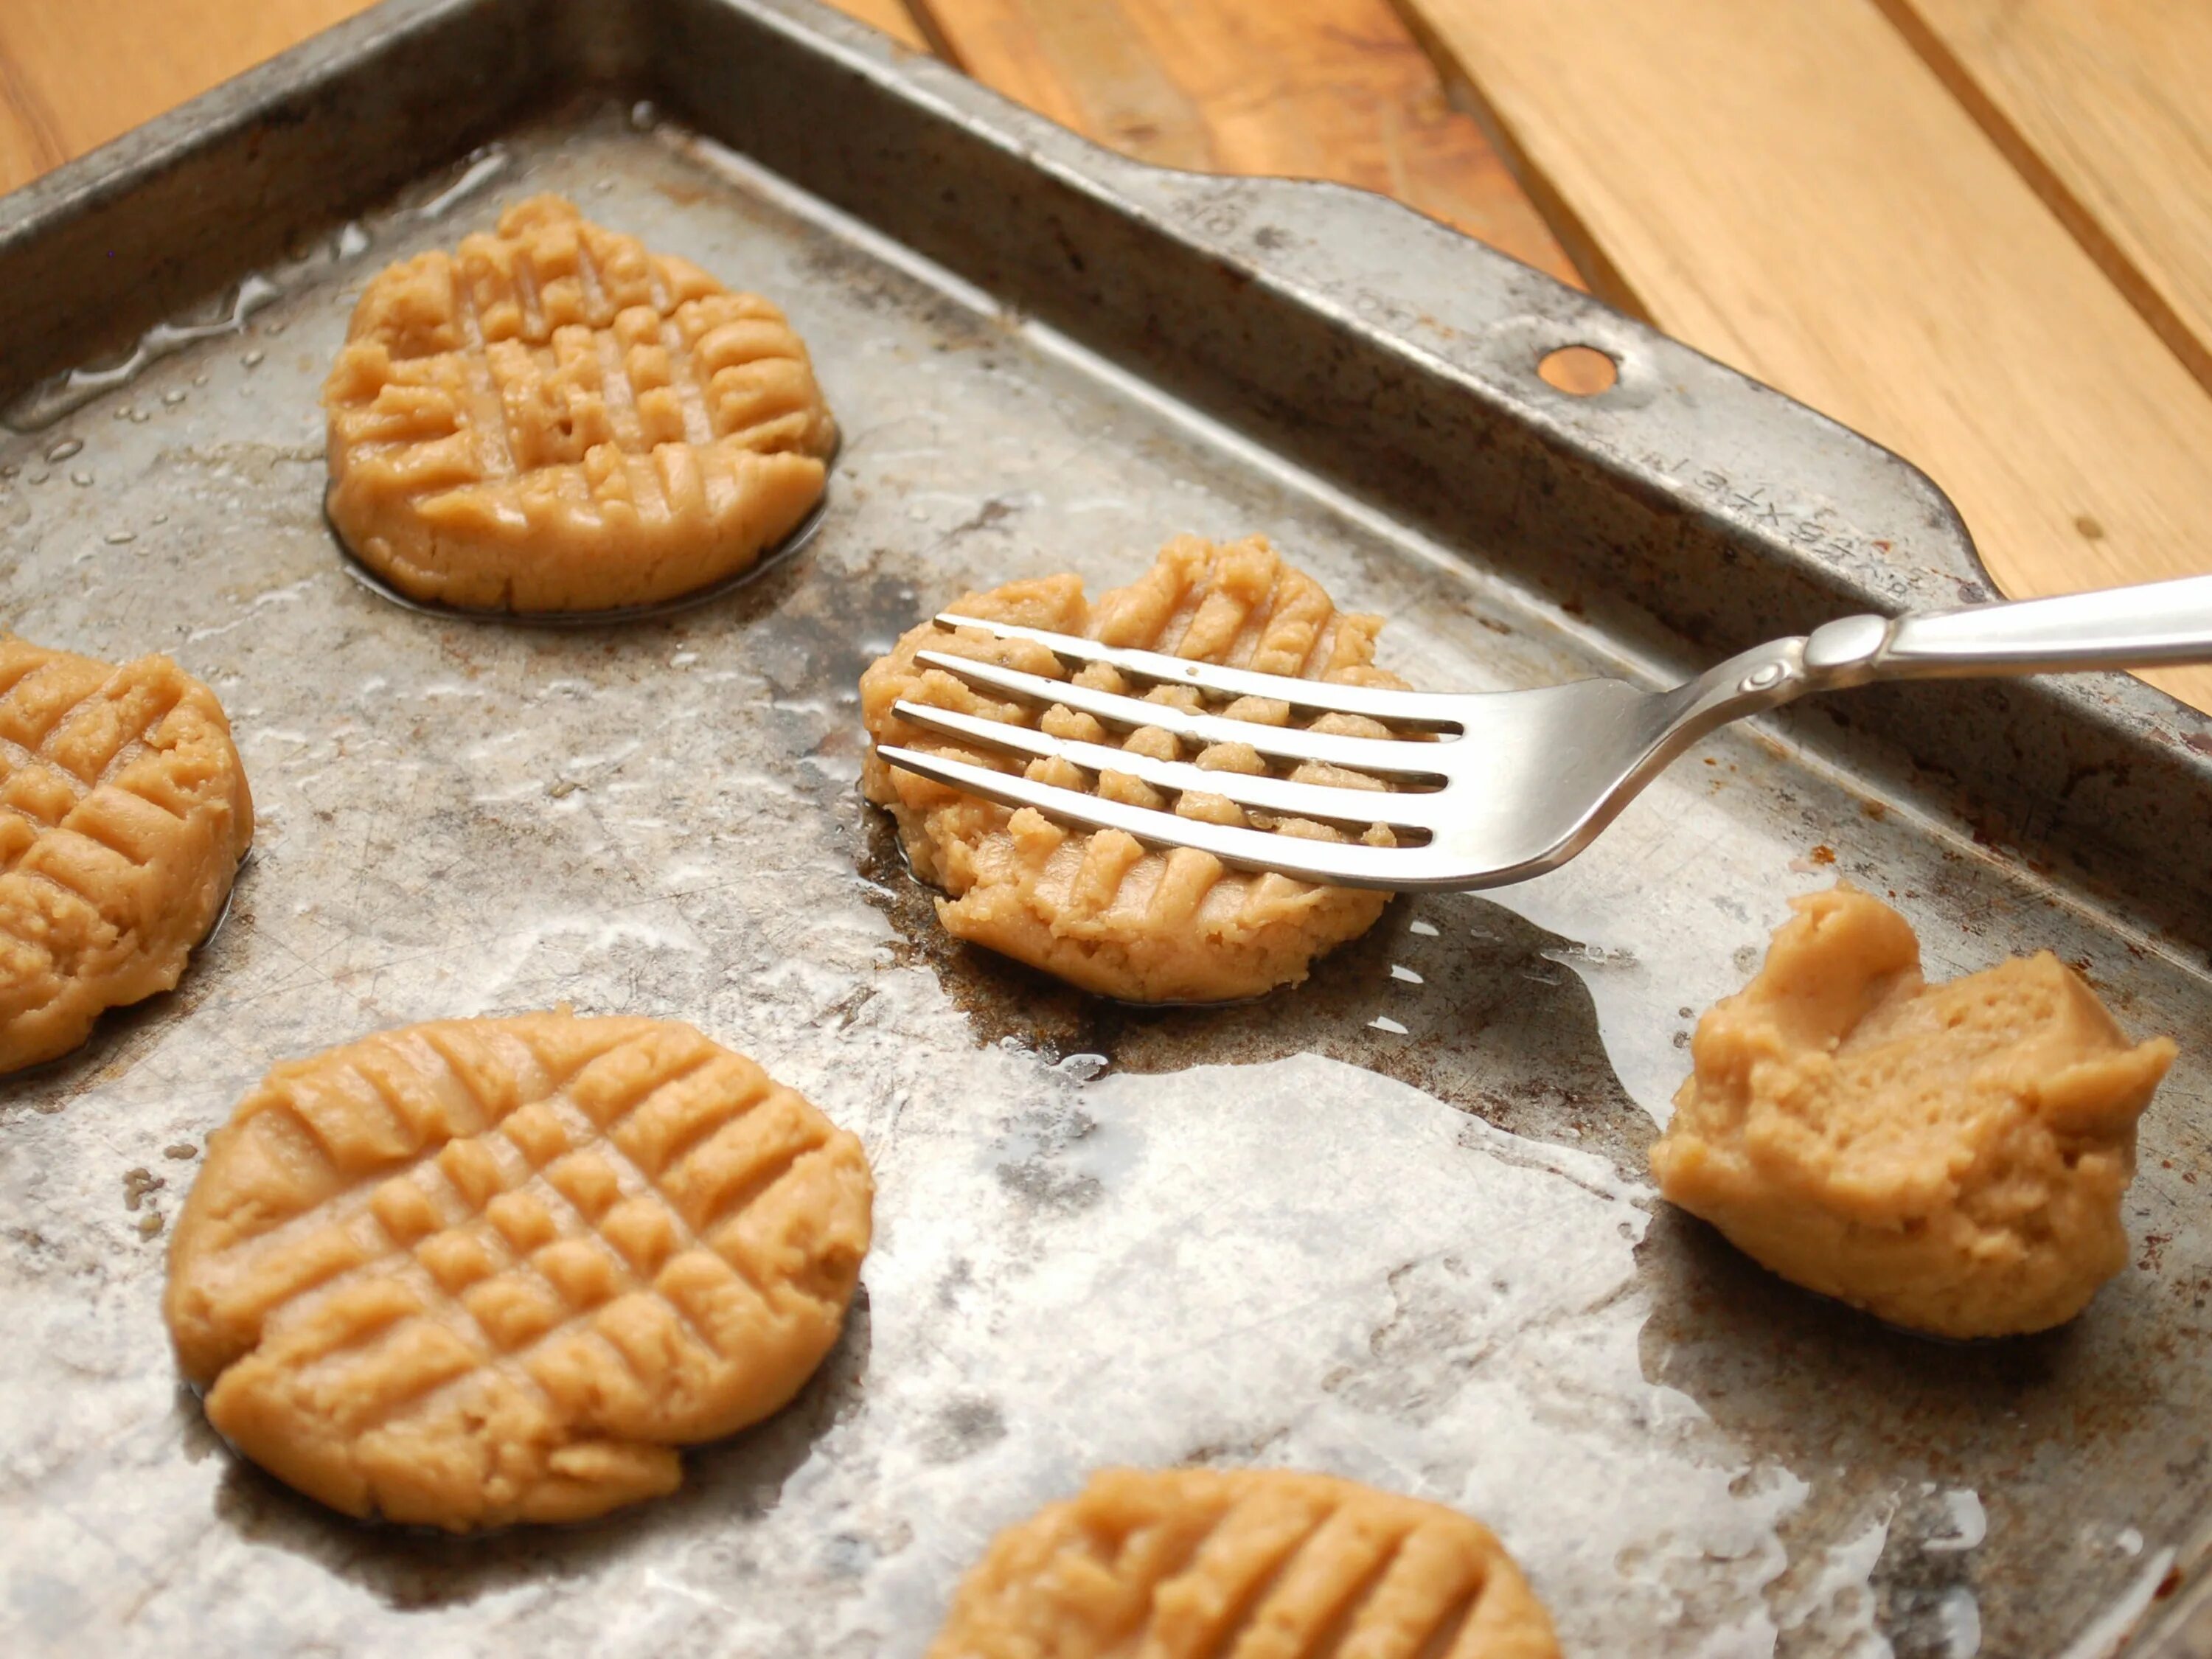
[1659,634,1822,745]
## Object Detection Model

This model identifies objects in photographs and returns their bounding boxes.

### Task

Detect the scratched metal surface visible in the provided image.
[1,107,2210,1659]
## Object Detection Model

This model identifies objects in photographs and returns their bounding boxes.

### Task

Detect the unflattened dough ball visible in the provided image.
[164,1013,873,1531]
[324,194,836,612]
[1651,883,2177,1338]
[861,535,1405,1003]
[0,637,252,1074]
[928,1467,1561,1659]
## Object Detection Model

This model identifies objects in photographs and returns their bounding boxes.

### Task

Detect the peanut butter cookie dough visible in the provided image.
[1652,884,2177,1338]
[928,1467,1560,1658]
[0,638,251,1074]
[324,195,836,612]
[862,535,1405,1002]
[165,1013,873,1531]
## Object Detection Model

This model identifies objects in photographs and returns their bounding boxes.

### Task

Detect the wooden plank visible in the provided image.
[1875,0,2212,397]
[914,0,1582,285]
[0,0,383,192]
[1400,0,2212,714]
[831,0,930,52]
[0,1,931,192]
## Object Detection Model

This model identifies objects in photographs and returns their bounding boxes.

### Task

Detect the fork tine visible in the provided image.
[936,612,1465,729]
[912,650,1448,781]
[891,698,1441,832]
[876,744,1414,889]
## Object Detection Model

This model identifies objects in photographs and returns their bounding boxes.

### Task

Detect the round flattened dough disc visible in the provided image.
[926,1466,1562,1658]
[164,1012,874,1531]
[324,194,837,614]
[0,636,253,1074]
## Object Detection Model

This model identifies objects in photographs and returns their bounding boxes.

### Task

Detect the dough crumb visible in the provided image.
[1651,883,2176,1337]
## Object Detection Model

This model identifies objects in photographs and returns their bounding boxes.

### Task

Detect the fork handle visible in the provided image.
[1802,573,2212,684]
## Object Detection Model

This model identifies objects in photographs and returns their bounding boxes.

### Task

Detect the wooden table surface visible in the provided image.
[4,0,2210,709]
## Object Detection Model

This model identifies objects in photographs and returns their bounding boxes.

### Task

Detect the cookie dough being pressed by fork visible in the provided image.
[0,637,252,1074]
[164,1012,874,1530]
[861,534,1408,1003]
[324,194,836,612]
[928,1467,1561,1658]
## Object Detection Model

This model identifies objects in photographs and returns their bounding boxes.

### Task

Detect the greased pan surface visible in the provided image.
[1,13,2211,1659]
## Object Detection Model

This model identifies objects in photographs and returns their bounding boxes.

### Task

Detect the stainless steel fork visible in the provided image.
[877,574,2212,891]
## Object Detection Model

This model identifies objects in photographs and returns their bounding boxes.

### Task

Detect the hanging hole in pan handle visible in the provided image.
[1537,344,1619,396]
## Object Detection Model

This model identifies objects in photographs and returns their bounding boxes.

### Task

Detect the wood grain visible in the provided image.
[0,0,383,192]
[1402,0,2212,712]
[915,0,1582,284]
[832,0,930,50]
[1877,0,2212,397]
[0,1,928,191]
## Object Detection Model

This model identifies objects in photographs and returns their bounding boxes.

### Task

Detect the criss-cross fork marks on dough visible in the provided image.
[164,1014,873,1531]
[927,1468,1561,1659]
[324,194,837,611]
[860,535,1408,1003]
[0,638,252,1074]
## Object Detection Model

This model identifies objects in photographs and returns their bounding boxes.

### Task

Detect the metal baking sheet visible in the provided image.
[2,4,2211,1655]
